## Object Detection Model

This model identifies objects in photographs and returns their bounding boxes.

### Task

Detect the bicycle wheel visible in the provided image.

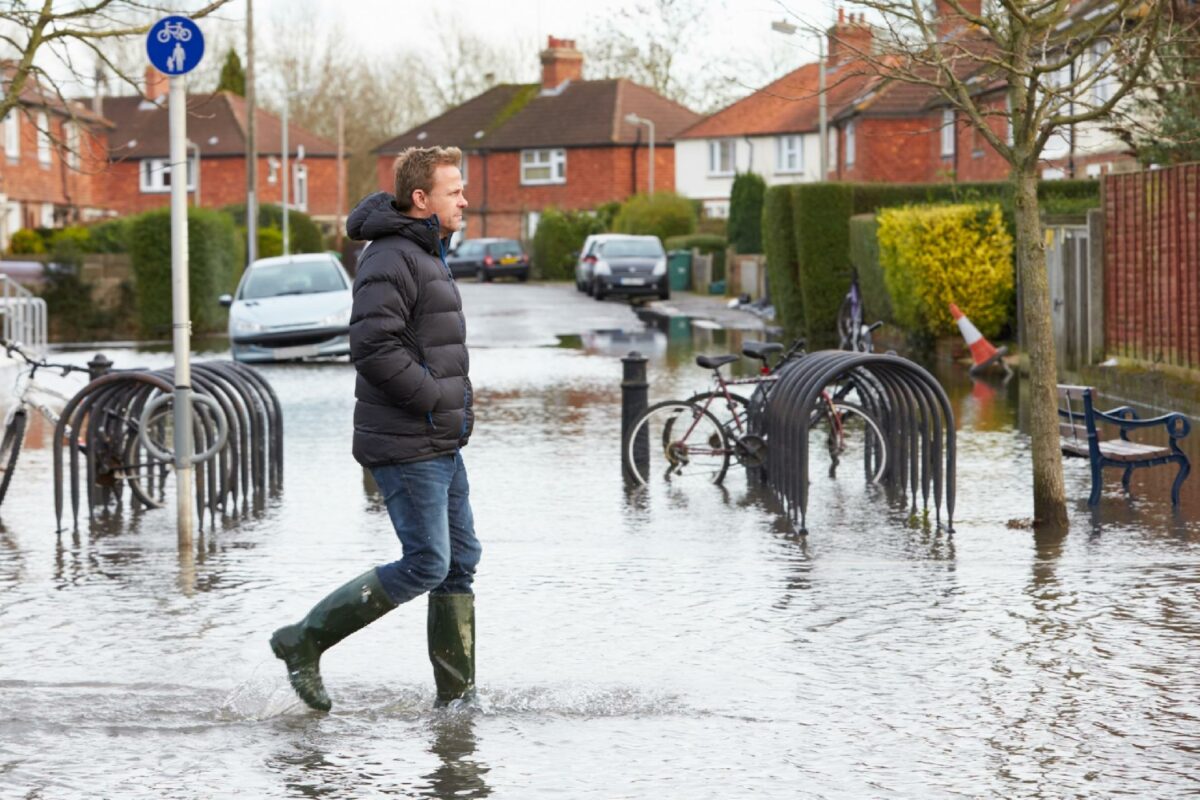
[0,410,26,506]
[625,400,731,486]
[686,391,750,441]
[810,401,887,482]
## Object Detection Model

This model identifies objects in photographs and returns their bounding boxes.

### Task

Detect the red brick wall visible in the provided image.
[1104,163,1200,370]
[104,154,343,220]
[838,116,942,183]
[375,145,675,240]
[0,113,109,220]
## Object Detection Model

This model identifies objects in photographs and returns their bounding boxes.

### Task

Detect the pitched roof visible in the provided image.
[100,90,338,160]
[374,78,701,154]
[674,59,880,140]
[1,61,111,127]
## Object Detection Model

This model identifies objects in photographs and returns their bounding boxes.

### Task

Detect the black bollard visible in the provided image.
[621,351,648,481]
[87,353,113,381]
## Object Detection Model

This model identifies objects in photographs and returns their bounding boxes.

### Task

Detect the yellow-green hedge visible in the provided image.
[876,203,1013,339]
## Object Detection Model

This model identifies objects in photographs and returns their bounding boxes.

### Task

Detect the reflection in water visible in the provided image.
[421,713,491,799]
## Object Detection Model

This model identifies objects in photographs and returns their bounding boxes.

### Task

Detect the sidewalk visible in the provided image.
[634,291,776,333]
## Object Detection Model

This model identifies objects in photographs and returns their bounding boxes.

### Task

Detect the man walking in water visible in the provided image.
[270,146,477,711]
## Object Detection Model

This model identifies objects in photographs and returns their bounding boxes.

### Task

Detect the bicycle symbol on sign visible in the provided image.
[155,20,193,43]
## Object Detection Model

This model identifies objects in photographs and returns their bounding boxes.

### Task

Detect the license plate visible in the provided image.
[273,344,319,359]
[620,277,645,286]
[500,256,519,265]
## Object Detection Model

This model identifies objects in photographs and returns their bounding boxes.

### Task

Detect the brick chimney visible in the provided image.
[540,36,583,90]
[935,0,982,39]
[144,66,168,102]
[827,9,874,68]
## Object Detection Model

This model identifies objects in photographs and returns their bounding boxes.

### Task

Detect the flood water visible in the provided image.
[1,283,1198,799]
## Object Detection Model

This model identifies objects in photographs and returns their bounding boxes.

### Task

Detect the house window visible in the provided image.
[267,156,279,184]
[460,155,468,185]
[64,122,80,169]
[703,200,730,219]
[292,163,308,211]
[520,148,566,185]
[139,157,196,193]
[940,109,955,157]
[776,135,803,173]
[3,112,18,159]
[40,202,54,227]
[708,139,735,175]
[1090,42,1113,105]
[524,210,541,239]
[827,127,837,172]
[36,112,50,165]
[846,121,857,167]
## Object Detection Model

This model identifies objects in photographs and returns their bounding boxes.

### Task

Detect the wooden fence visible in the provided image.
[1104,164,1200,371]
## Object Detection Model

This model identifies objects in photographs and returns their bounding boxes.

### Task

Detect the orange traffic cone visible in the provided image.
[949,303,1008,375]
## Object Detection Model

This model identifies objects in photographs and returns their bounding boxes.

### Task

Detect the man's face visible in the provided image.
[413,164,467,235]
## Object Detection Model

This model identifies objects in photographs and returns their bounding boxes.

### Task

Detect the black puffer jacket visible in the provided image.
[346,192,472,466]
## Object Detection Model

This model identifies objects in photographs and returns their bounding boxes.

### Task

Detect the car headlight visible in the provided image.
[594,260,611,276]
[231,317,263,335]
[652,258,667,276]
[319,306,352,327]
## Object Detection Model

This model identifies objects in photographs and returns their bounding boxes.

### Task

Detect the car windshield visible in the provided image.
[241,259,346,299]
[600,240,663,259]
[487,241,522,256]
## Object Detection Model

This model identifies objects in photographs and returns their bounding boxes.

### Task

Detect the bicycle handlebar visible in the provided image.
[2,339,94,377]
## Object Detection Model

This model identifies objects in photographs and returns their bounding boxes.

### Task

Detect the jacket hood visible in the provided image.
[346,191,442,253]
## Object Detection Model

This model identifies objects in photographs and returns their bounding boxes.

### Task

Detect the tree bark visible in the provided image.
[1013,165,1069,529]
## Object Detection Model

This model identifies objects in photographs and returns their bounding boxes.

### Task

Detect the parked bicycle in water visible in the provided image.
[622,337,888,487]
[837,272,883,353]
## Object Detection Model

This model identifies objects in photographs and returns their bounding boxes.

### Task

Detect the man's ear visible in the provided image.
[411,189,426,211]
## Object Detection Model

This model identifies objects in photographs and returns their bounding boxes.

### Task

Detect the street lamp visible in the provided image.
[772,18,827,179]
[625,112,656,195]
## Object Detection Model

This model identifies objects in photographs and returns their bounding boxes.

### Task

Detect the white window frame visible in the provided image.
[846,121,857,167]
[36,111,50,165]
[707,139,735,176]
[3,112,18,159]
[292,163,308,211]
[827,127,837,172]
[460,154,468,185]
[139,157,196,193]
[940,108,956,157]
[1090,42,1113,105]
[40,202,55,228]
[520,148,566,185]
[776,135,803,174]
[64,121,80,169]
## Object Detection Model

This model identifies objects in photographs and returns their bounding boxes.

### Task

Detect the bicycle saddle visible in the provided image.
[742,341,784,360]
[695,354,740,369]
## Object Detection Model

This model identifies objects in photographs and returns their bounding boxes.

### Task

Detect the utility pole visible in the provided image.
[282,94,289,255]
[336,102,344,250]
[245,0,257,266]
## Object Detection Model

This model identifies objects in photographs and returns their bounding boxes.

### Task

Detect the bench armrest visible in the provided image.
[1094,405,1192,443]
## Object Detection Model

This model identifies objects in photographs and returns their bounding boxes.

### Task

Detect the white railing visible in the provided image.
[0,275,48,354]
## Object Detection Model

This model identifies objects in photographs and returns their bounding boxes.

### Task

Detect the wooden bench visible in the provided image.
[1057,384,1192,506]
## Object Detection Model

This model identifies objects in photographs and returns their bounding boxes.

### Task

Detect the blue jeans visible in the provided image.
[369,451,481,605]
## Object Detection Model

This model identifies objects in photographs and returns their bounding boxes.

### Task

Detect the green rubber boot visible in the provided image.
[428,593,476,706]
[269,568,397,711]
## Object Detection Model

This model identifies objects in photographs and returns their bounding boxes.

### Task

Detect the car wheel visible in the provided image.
[593,281,606,301]
[585,279,594,296]
[518,270,529,283]
[658,281,670,301]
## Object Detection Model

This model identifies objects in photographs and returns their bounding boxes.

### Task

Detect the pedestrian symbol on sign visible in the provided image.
[146,16,204,77]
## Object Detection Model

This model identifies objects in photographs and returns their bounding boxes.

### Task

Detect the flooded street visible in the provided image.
[2,282,1198,798]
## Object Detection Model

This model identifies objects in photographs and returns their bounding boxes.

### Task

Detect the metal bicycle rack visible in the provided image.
[53,360,284,530]
[747,350,956,534]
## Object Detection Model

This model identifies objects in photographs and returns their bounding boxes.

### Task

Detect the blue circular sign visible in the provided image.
[146,16,205,76]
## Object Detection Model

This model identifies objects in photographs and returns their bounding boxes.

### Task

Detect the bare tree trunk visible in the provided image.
[1013,165,1069,529]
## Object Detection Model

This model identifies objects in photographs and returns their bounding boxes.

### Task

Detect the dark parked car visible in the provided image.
[590,235,669,301]
[445,238,530,282]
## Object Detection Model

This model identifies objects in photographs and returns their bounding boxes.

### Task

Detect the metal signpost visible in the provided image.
[146,15,205,546]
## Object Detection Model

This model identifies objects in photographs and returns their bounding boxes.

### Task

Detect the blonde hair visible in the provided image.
[392,146,463,212]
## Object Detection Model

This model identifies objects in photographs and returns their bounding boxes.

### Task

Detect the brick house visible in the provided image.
[0,63,112,250]
[98,68,344,227]
[373,37,700,241]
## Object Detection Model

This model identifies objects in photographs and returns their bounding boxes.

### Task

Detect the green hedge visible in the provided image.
[531,208,604,280]
[663,233,726,253]
[129,207,242,336]
[762,185,803,336]
[613,192,696,241]
[762,178,1100,337]
[86,218,131,253]
[848,213,891,324]
[222,202,324,255]
[728,172,765,253]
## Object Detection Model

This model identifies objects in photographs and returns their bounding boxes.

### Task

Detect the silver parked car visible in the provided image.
[588,235,669,301]
[220,254,353,363]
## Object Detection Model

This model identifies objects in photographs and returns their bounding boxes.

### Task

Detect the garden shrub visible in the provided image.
[793,183,855,348]
[876,203,1013,339]
[129,207,241,336]
[761,185,803,336]
[612,192,696,241]
[727,172,766,253]
[222,202,324,254]
[87,218,132,253]
[530,208,605,280]
[8,229,45,255]
[848,213,892,324]
[663,233,726,254]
